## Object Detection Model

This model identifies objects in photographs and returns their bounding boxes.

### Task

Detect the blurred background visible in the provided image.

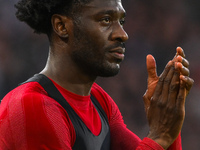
[0,0,200,149]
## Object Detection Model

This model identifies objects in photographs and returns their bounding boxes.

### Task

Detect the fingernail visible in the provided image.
[180,75,187,80]
[177,56,182,62]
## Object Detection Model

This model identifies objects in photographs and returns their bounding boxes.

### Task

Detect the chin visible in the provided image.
[98,64,120,77]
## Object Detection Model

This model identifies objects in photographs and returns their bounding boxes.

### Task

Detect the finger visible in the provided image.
[176,80,186,109]
[143,90,151,104]
[159,60,173,78]
[176,47,185,58]
[167,69,180,106]
[152,61,173,100]
[176,56,189,68]
[146,54,157,80]
[145,55,158,101]
[180,75,194,93]
[160,63,176,105]
[143,94,150,113]
[172,47,184,65]
[175,62,190,76]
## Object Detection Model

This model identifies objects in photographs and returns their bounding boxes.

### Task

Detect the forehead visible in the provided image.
[83,0,125,15]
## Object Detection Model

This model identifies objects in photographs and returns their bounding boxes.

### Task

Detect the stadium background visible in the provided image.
[0,0,200,149]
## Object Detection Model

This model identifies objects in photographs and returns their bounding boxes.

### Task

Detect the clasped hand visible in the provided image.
[143,47,194,149]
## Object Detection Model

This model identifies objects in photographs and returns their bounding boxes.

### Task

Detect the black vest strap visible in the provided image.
[22,74,110,150]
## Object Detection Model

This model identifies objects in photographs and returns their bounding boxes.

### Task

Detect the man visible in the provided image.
[0,0,194,149]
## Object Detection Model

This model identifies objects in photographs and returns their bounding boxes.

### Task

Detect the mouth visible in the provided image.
[109,47,125,60]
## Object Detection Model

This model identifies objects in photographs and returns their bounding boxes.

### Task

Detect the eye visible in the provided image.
[100,17,111,25]
[120,18,125,26]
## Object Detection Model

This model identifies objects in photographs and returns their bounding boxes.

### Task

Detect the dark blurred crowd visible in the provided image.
[0,0,200,149]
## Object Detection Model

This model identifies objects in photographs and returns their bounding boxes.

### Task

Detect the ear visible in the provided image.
[51,14,71,38]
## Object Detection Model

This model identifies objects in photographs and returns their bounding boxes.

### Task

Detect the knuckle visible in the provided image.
[186,68,190,76]
[189,78,195,85]
[143,93,147,98]
[150,97,156,103]
[182,67,189,76]
[167,105,174,113]
[143,94,148,101]
[186,60,189,67]
[157,100,167,108]
[159,77,165,83]
[174,70,179,76]
[150,97,160,107]
[176,108,185,119]
[164,78,171,84]
[169,82,180,92]
[180,81,186,89]
[177,95,185,102]
[183,58,189,67]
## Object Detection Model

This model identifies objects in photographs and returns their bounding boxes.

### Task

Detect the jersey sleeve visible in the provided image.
[92,83,182,150]
[108,95,182,150]
[0,83,75,150]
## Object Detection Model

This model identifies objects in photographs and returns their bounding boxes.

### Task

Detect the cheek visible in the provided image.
[92,33,110,54]
[86,31,108,51]
[74,24,110,58]
[77,20,110,47]
[86,24,110,45]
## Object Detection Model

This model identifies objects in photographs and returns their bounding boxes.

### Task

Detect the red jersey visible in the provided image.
[0,79,182,150]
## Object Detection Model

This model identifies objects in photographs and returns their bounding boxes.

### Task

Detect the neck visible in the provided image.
[40,47,97,96]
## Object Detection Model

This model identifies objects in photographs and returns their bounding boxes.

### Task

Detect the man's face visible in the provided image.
[70,0,128,77]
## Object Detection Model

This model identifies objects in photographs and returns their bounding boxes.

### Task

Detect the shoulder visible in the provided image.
[0,82,50,120]
[1,82,48,105]
[91,83,120,121]
[1,81,69,114]
[91,82,112,104]
[0,80,73,126]
[0,82,74,149]
[91,83,109,97]
[0,81,68,119]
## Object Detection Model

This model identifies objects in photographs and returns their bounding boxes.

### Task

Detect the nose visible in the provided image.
[111,23,129,42]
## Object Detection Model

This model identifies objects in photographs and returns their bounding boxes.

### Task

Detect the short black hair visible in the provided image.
[15,0,91,35]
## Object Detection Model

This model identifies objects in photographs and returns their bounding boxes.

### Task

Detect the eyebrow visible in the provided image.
[95,9,126,18]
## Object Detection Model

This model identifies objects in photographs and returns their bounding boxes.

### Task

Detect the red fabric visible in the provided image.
[51,80,101,137]
[0,81,182,150]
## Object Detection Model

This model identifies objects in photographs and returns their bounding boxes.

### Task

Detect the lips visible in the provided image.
[109,47,125,60]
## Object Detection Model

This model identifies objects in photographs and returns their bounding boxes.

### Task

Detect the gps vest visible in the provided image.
[22,74,110,150]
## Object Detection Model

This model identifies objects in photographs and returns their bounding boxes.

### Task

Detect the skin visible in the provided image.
[40,0,194,149]
[42,0,128,96]
[144,47,194,149]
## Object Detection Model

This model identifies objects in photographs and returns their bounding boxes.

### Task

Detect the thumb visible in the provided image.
[143,55,158,113]
[146,54,157,80]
